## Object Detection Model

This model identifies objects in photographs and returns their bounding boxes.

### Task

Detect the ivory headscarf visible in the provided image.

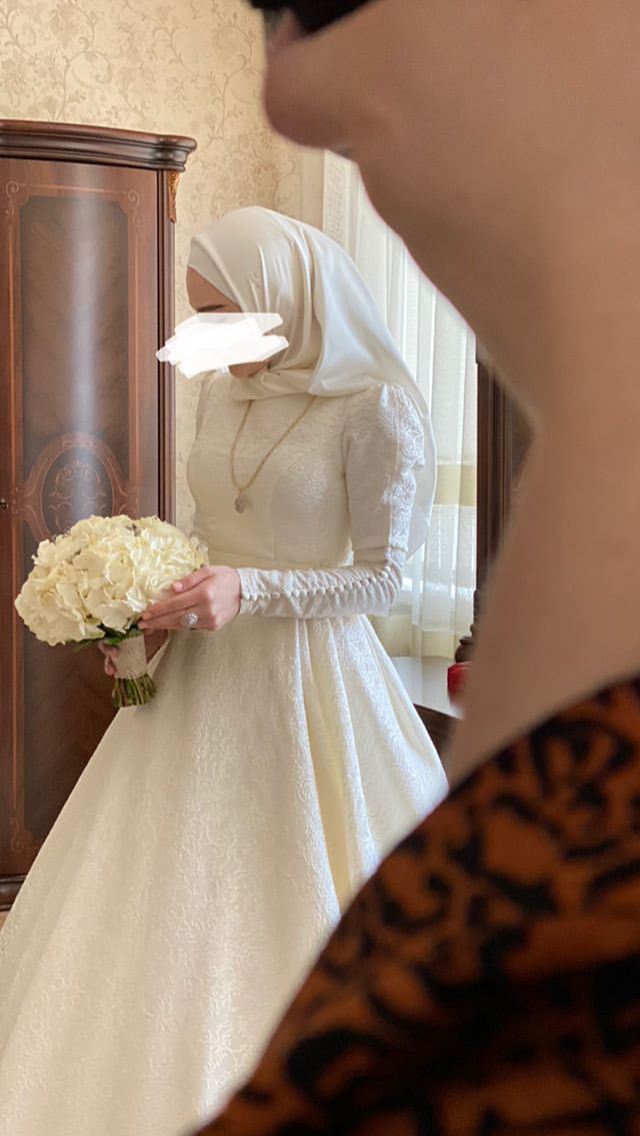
[188,207,436,555]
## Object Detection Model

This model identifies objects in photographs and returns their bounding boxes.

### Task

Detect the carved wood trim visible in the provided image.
[167,170,180,223]
[3,171,26,872]
[16,432,132,543]
[5,177,145,221]
[158,171,176,522]
[0,120,196,172]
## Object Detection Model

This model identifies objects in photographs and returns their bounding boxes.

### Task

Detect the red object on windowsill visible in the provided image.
[447,661,470,700]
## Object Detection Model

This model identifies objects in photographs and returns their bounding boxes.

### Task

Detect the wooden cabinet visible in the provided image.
[392,657,462,764]
[0,121,195,909]
[476,358,532,588]
[455,357,532,662]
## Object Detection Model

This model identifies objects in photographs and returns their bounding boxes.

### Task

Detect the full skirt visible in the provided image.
[0,613,447,1136]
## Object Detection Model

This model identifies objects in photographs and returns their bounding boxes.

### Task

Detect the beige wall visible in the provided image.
[0,0,324,525]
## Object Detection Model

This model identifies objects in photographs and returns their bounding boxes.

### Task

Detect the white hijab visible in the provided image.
[188,207,436,554]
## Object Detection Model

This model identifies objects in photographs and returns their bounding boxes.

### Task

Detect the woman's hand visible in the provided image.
[98,630,168,677]
[138,566,242,634]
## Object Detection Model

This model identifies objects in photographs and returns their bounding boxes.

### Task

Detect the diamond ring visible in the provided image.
[180,610,199,629]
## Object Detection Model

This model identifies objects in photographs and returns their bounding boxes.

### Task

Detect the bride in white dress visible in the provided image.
[0,207,447,1136]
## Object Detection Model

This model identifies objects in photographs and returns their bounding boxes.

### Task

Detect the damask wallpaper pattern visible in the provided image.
[0,0,323,524]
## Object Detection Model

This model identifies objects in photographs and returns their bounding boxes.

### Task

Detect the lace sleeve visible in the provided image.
[236,386,425,619]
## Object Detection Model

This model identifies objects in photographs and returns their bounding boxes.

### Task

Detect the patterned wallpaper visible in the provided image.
[0,0,324,525]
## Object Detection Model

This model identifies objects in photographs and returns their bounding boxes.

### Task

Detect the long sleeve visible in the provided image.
[237,385,430,619]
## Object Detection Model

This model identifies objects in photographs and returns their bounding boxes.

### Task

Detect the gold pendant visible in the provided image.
[234,492,248,513]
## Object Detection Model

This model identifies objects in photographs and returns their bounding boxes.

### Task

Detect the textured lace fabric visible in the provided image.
[235,380,423,618]
[0,373,446,1136]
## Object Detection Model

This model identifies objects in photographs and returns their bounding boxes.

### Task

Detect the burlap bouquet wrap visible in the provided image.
[111,634,155,708]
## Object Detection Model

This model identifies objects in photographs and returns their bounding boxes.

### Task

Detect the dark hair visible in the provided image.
[249,0,370,35]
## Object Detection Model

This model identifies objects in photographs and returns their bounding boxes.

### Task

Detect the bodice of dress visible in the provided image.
[187,373,427,618]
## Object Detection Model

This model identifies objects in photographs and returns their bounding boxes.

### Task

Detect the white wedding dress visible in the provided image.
[0,375,447,1136]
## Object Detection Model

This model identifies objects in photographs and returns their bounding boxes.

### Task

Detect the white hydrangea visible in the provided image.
[15,515,207,646]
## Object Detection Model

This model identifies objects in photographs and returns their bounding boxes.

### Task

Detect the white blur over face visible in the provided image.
[186,267,267,379]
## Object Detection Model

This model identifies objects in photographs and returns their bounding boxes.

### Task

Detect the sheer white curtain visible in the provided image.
[322,152,477,659]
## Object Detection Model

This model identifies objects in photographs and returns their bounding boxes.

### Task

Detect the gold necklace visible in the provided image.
[230,395,317,513]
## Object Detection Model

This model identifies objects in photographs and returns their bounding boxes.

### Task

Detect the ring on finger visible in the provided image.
[180,610,199,629]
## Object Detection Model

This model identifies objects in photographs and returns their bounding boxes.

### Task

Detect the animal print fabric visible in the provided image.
[194,676,640,1134]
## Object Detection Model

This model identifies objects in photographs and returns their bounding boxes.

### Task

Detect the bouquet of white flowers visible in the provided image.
[15,515,207,708]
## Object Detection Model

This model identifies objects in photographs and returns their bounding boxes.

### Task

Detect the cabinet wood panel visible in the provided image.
[0,122,195,907]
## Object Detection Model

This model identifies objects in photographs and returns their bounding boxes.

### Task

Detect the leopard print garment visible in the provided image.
[195,677,640,1135]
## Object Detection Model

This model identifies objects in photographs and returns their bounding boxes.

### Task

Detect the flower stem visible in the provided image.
[111,673,157,708]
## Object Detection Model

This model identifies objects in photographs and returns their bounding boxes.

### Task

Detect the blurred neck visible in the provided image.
[228,361,265,379]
